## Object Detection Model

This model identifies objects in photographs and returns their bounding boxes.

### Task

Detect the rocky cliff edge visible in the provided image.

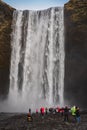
[0,0,14,98]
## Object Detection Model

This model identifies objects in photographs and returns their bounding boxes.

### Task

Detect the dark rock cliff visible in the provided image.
[0,1,14,99]
[64,0,87,108]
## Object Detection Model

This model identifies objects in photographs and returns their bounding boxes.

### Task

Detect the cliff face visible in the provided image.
[64,0,87,108]
[0,1,14,99]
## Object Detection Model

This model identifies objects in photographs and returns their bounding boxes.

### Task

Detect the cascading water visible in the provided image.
[0,7,65,112]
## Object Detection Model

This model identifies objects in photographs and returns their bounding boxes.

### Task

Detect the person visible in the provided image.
[63,106,70,122]
[60,107,64,116]
[40,107,45,118]
[49,107,54,113]
[29,108,31,114]
[75,107,80,123]
[45,107,48,115]
[27,111,33,122]
[36,109,38,114]
[57,106,61,113]
[71,106,76,122]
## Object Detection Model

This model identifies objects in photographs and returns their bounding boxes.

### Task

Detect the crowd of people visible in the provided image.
[27,105,80,123]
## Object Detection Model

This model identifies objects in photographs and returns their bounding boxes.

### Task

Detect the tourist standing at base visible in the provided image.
[63,106,70,122]
[71,106,76,122]
[75,107,80,123]
[29,108,31,114]
[40,107,45,118]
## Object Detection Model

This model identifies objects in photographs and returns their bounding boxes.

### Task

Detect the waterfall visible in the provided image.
[8,7,64,112]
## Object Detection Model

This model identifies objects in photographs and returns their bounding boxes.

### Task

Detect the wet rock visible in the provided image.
[0,112,87,130]
[64,0,87,108]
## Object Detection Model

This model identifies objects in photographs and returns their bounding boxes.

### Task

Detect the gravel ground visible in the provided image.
[0,112,87,130]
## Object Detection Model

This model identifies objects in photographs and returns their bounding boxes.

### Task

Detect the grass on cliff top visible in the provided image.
[0,0,14,11]
[65,1,87,23]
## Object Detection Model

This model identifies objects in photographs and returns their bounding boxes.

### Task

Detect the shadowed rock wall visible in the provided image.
[0,1,14,99]
[64,0,87,108]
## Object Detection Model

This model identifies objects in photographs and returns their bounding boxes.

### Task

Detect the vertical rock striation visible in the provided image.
[0,1,14,99]
[64,0,87,108]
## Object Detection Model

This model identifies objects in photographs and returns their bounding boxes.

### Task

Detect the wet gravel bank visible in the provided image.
[0,112,87,130]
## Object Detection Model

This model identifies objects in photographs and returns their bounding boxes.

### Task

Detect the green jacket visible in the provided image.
[71,106,76,116]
